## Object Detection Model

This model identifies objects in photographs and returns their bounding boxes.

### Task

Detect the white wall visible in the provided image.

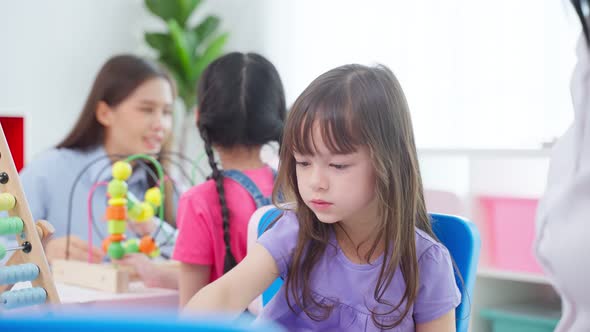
[0,0,581,159]
[259,0,579,149]
[0,0,269,162]
[0,1,151,161]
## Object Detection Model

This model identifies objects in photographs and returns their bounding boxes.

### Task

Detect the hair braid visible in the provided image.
[202,132,237,272]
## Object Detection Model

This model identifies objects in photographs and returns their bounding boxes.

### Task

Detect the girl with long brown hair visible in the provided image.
[184,64,459,331]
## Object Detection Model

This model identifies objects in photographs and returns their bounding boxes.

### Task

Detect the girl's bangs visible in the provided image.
[290,99,362,155]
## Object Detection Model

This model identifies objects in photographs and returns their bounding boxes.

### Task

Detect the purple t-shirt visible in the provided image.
[257,211,460,331]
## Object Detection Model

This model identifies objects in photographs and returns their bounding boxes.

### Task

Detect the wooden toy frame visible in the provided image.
[0,124,60,306]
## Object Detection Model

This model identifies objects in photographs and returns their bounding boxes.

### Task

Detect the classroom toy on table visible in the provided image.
[52,154,175,293]
[0,124,60,309]
[102,160,163,260]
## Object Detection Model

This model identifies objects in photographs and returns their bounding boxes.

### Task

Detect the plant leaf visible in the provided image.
[145,32,170,52]
[192,33,228,82]
[145,0,176,22]
[144,0,201,27]
[192,15,220,43]
[177,0,201,27]
[167,20,192,78]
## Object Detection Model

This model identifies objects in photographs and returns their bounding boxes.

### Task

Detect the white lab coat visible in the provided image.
[536,36,590,332]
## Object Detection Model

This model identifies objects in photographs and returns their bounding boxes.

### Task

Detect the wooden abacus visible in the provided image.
[0,124,60,309]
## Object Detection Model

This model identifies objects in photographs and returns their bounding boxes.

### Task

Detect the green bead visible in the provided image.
[107,220,126,234]
[108,242,125,259]
[0,243,6,260]
[124,239,140,253]
[107,180,128,199]
[0,217,24,235]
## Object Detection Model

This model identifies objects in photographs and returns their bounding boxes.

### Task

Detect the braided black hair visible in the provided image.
[202,131,236,272]
[197,52,286,272]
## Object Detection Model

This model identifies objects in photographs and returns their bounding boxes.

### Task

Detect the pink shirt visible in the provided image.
[173,166,275,282]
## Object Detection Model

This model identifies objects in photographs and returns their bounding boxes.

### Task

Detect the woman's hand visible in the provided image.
[114,253,178,289]
[128,218,156,236]
[45,235,103,263]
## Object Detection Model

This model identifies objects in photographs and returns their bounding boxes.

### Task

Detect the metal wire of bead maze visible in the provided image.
[0,124,60,310]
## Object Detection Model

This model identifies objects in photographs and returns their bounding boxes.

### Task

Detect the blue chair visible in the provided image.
[430,213,481,332]
[0,308,284,332]
[253,209,481,332]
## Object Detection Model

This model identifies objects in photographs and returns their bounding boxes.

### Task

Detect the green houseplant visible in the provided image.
[144,0,228,152]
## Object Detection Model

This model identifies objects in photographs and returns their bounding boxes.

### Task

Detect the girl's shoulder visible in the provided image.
[181,166,277,206]
[179,179,218,209]
[414,228,452,263]
[257,208,299,235]
[241,165,276,176]
[257,209,299,277]
[412,228,462,322]
[178,177,253,211]
[270,208,299,228]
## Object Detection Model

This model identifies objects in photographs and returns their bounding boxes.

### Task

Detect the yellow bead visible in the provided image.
[135,202,155,222]
[112,161,132,181]
[144,187,162,207]
[129,202,155,222]
[0,193,16,211]
[108,198,128,206]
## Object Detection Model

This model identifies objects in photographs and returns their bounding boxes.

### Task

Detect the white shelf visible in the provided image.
[418,147,552,157]
[477,267,551,285]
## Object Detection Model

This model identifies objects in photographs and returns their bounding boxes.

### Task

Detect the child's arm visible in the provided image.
[179,263,211,307]
[183,243,279,315]
[415,309,455,332]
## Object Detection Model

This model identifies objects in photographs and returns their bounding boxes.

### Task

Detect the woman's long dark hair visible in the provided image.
[197,52,286,272]
[58,54,177,224]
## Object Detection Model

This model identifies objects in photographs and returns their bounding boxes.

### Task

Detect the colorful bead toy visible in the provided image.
[104,159,164,260]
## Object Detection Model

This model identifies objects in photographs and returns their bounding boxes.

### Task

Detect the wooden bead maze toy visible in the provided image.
[0,124,60,309]
[52,154,174,293]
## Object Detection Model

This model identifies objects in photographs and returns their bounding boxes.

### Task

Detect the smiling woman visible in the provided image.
[93,76,174,156]
[15,55,179,288]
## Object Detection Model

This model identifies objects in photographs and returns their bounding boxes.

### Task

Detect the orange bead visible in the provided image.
[139,235,156,254]
[105,205,127,220]
[102,238,111,253]
[108,234,126,242]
